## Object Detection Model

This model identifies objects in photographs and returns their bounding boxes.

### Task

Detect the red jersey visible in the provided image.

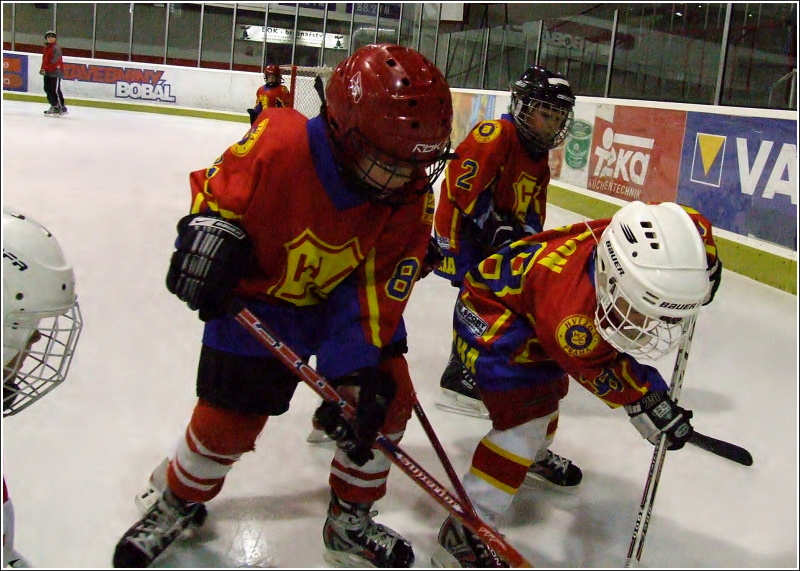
[434,114,551,284]
[458,207,718,410]
[189,108,434,350]
[40,42,63,76]
[253,84,293,112]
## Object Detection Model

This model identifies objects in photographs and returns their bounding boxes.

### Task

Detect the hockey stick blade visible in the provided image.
[689,431,753,466]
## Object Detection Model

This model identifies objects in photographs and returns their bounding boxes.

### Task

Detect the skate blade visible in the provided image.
[323,549,378,568]
[306,428,334,444]
[521,471,581,494]
[430,546,463,568]
[436,389,490,419]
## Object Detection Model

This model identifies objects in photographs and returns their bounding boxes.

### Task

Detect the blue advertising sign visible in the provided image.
[3,52,29,92]
[677,112,797,250]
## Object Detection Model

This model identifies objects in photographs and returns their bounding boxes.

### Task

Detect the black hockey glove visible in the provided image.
[484,212,533,252]
[703,258,722,305]
[246,108,259,125]
[166,214,251,322]
[312,367,396,466]
[625,391,694,450]
[420,236,445,279]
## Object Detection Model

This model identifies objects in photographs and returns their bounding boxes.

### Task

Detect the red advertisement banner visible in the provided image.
[587,106,686,203]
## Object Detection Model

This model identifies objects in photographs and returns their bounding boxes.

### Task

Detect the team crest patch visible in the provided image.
[556,314,599,357]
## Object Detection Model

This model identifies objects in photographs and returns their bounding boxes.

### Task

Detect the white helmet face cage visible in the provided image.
[593,202,710,361]
[4,304,83,416]
[3,207,84,416]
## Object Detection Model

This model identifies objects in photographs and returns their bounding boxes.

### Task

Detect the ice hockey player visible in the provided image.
[112,43,453,568]
[246,63,294,125]
[39,30,67,115]
[431,201,723,566]
[432,65,581,489]
[3,207,84,567]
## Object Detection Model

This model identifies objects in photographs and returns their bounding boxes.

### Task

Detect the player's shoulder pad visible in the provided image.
[470,119,506,145]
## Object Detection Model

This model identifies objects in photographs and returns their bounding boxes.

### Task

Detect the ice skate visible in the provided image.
[431,516,508,568]
[436,352,489,418]
[113,489,207,568]
[58,106,68,115]
[134,457,169,514]
[524,449,582,489]
[322,491,414,568]
[307,407,333,444]
[43,106,60,116]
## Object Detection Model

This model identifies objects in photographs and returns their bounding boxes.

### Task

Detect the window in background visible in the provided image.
[166,4,202,67]
[200,4,234,69]
[12,2,53,53]
[54,3,93,58]
[539,5,616,97]
[443,28,485,89]
[350,3,380,54]
[723,2,797,109]
[264,5,296,68]
[234,6,267,71]
[610,3,725,104]
[321,13,351,69]
[398,3,421,51]
[295,6,325,68]
[417,3,440,63]
[95,3,132,61]
[485,25,528,91]
[132,3,166,64]
[3,3,15,50]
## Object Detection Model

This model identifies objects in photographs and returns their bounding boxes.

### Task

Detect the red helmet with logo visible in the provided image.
[325,44,453,203]
[263,64,282,87]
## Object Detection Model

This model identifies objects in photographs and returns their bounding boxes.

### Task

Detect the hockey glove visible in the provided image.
[313,367,396,466]
[484,212,534,252]
[703,259,722,306]
[420,236,445,279]
[625,391,694,450]
[246,108,259,125]
[166,214,251,321]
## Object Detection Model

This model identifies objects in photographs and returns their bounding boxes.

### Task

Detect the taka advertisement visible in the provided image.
[587,105,686,203]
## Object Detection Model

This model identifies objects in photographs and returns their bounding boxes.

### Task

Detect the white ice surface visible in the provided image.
[1,100,797,568]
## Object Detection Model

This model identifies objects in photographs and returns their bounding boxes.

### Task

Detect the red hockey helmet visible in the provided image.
[263,64,282,87]
[325,44,453,204]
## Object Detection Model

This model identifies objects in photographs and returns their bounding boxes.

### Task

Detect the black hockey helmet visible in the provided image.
[509,65,575,154]
[44,30,57,40]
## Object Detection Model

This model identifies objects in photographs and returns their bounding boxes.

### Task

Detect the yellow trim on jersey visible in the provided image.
[620,359,649,395]
[364,249,382,346]
[468,467,517,495]
[480,437,534,467]
[481,307,513,343]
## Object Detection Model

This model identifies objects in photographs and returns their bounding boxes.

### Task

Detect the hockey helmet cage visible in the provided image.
[3,208,83,416]
[325,43,453,204]
[510,65,575,154]
[593,201,709,360]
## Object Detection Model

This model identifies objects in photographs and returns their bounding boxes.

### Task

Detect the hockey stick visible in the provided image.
[232,304,530,568]
[689,431,753,466]
[625,314,697,567]
[410,395,478,517]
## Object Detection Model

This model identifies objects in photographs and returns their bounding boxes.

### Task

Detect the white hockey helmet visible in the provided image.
[3,207,83,417]
[594,201,709,360]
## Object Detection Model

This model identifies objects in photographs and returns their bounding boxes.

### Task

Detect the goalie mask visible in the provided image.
[325,43,453,205]
[3,208,83,417]
[510,65,575,155]
[593,202,709,360]
[263,64,281,88]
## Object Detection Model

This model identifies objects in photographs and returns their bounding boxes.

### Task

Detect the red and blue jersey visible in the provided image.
[252,84,293,116]
[188,108,434,378]
[454,208,718,427]
[434,114,551,286]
